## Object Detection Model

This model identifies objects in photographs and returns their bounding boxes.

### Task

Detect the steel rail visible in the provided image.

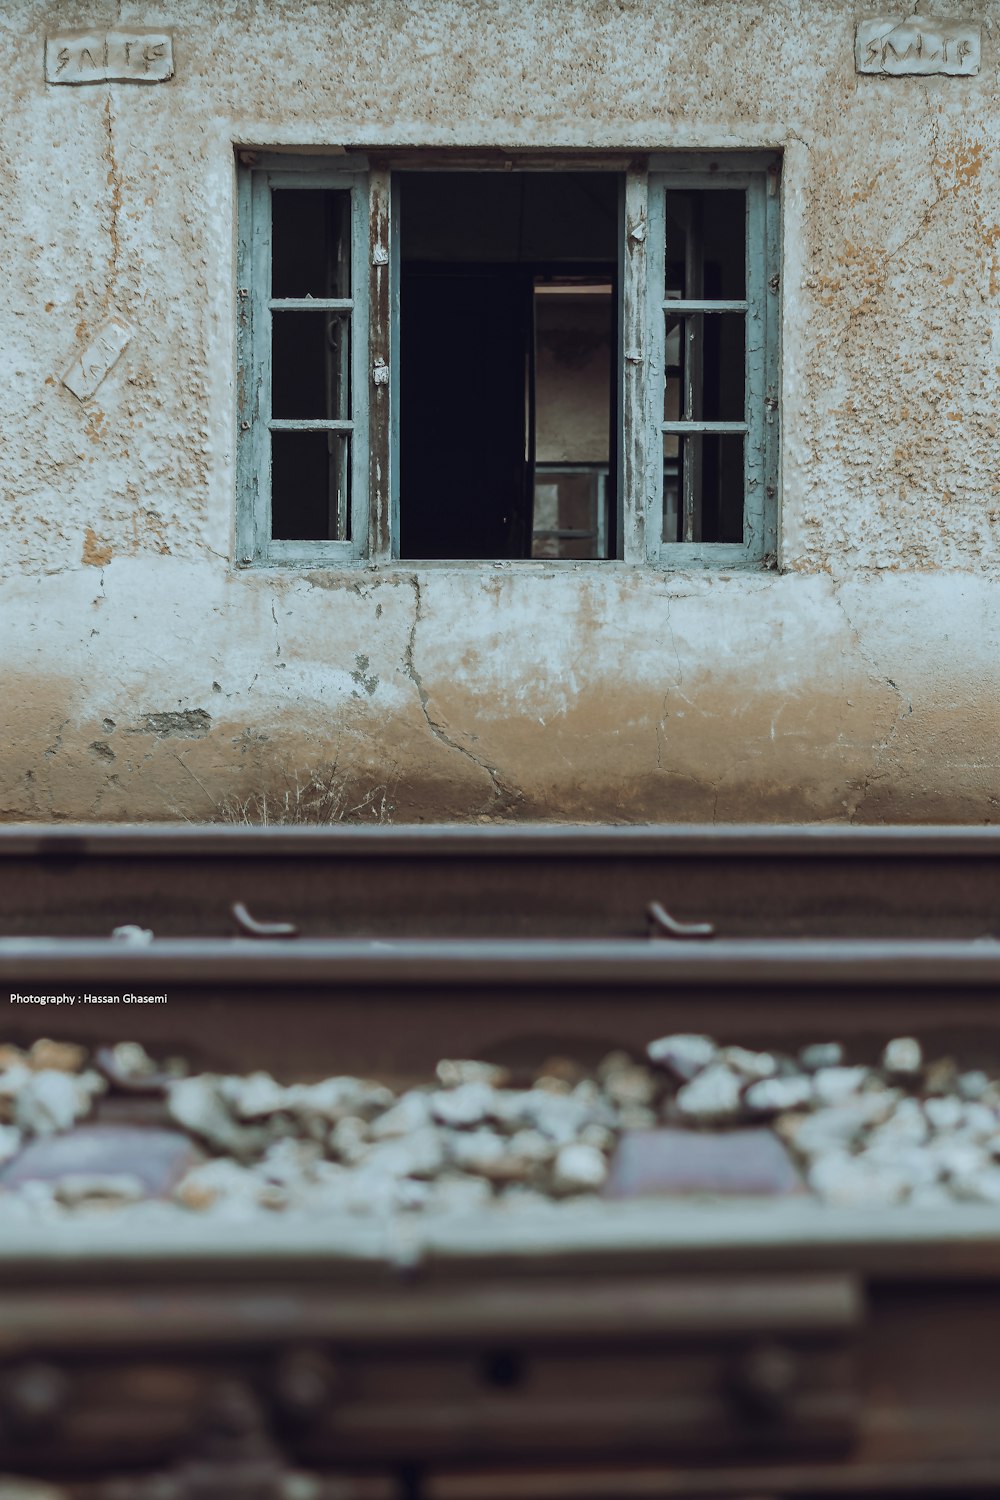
[4,935,1000,984]
[4,822,1000,856]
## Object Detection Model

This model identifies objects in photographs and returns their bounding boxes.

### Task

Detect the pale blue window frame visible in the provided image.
[235,152,777,570]
[236,156,371,566]
[644,154,779,568]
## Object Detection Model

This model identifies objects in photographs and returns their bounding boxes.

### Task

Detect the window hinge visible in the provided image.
[237,287,249,301]
[625,349,643,365]
[372,357,389,387]
[768,273,780,293]
[372,244,388,266]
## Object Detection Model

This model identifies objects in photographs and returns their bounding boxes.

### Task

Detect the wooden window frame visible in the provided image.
[235,151,779,571]
[643,153,780,569]
[236,155,371,567]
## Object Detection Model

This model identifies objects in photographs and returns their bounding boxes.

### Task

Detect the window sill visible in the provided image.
[232,555,776,577]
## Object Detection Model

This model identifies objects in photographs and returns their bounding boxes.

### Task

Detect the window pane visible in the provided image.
[532,468,607,559]
[272,312,350,421]
[271,189,351,299]
[663,433,744,544]
[271,430,351,541]
[664,311,745,423]
[664,190,745,300]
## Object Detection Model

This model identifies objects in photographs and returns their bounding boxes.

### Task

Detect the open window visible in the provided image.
[236,153,778,569]
[396,172,619,561]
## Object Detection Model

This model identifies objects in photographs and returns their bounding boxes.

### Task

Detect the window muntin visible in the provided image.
[236,155,777,570]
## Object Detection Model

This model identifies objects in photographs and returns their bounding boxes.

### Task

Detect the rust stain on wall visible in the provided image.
[81,527,113,566]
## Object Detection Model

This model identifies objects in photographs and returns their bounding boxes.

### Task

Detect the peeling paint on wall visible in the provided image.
[4,1,1000,821]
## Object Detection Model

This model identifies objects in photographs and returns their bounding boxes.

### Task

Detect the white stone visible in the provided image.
[950,1165,1000,1204]
[744,1075,813,1115]
[602,1064,657,1108]
[924,1096,963,1133]
[174,1158,260,1210]
[788,1098,889,1157]
[955,1103,998,1142]
[295,1076,394,1123]
[523,1090,601,1143]
[328,1115,370,1164]
[370,1090,433,1138]
[15,1070,86,1135]
[930,1140,988,1180]
[808,1152,909,1206]
[811,1066,870,1106]
[255,1137,323,1186]
[110,922,153,945]
[646,1034,717,1080]
[958,1071,991,1102]
[363,1125,447,1179]
[0,1065,32,1127]
[447,1127,507,1173]
[109,1041,157,1078]
[507,1127,558,1162]
[168,1075,236,1146]
[870,1097,929,1147]
[723,1046,779,1081]
[436,1059,508,1088]
[0,1124,22,1163]
[551,1142,608,1194]
[798,1042,844,1072]
[431,1081,496,1127]
[674,1062,744,1123]
[860,1141,940,1190]
[231,1071,291,1119]
[427,1174,494,1214]
[882,1037,923,1076]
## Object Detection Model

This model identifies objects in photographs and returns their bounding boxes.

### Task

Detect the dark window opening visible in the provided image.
[398,172,620,561]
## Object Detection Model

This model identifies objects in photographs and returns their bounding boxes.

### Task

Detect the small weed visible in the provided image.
[213,761,396,825]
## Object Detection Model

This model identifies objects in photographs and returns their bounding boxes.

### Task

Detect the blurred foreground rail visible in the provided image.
[3,824,1000,1499]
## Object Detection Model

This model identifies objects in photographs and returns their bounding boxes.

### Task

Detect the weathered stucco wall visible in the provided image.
[3,0,1000,822]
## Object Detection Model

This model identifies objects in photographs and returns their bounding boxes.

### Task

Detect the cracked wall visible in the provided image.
[3,0,1000,822]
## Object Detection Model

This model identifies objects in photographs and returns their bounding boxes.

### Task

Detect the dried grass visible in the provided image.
[213,762,396,826]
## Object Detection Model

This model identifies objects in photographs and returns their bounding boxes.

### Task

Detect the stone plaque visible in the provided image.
[45,28,174,84]
[856,16,980,75]
[62,319,132,402]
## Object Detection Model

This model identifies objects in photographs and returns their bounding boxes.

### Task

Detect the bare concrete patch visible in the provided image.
[130,710,212,739]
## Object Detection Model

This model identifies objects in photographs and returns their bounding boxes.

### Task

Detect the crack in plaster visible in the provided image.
[402,576,522,814]
[101,94,122,302]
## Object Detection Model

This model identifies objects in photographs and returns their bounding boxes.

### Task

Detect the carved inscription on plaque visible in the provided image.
[62,320,132,402]
[45,28,174,84]
[856,16,980,75]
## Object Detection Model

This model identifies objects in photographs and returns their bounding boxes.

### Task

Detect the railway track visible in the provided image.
[3,824,1000,1500]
